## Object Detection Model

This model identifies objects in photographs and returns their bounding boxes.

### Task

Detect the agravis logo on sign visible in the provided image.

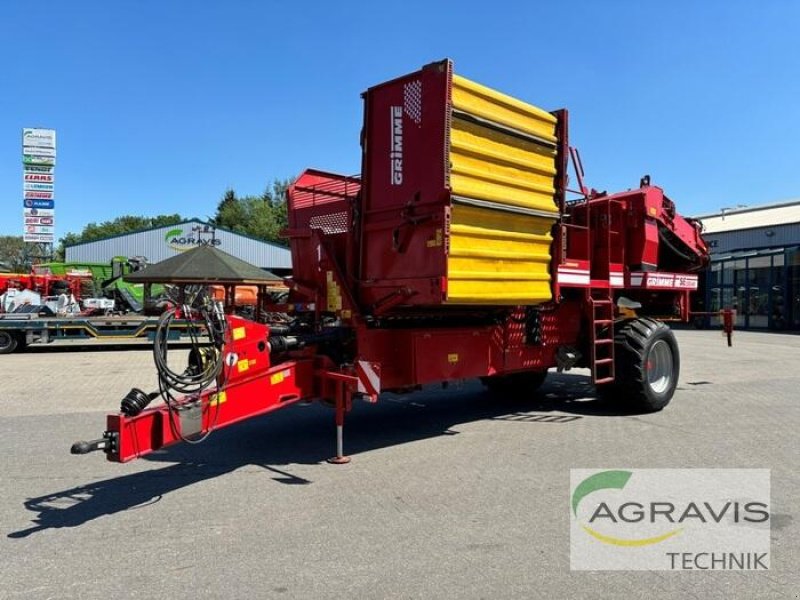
[570,469,770,570]
[164,228,222,252]
[23,128,56,148]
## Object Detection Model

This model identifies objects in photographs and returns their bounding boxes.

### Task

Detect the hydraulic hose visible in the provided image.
[152,292,229,443]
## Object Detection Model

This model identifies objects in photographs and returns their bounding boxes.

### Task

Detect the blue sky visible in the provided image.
[1,1,798,239]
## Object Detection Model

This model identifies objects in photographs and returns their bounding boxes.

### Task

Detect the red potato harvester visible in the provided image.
[72,59,715,464]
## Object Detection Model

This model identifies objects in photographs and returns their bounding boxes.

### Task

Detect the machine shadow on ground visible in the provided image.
[8,371,640,538]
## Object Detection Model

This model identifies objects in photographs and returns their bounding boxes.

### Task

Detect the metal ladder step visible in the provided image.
[588,294,616,386]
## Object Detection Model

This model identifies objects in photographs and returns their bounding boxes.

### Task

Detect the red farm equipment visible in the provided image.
[72,59,709,464]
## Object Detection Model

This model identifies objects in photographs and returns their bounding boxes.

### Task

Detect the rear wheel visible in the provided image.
[601,318,679,412]
[0,331,19,354]
[482,370,548,399]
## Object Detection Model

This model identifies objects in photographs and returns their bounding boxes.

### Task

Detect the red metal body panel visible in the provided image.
[285,170,360,312]
[413,329,490,382]
[359,61,451,307]
[361,62,450,217]
[355,327,493,388]
[502,303,583,372]
[352,301,583,390]
[557,185,707,292]
[108,359,313,463]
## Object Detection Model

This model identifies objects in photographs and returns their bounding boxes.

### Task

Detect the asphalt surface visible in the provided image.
[0,330,797,599]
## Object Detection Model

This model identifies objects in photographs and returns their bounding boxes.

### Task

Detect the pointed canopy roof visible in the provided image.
[124,246,283,285]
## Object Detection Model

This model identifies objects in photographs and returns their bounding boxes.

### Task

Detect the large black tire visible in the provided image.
[601,318,679,413]
[482,370,548,399]
[0,331,19,355]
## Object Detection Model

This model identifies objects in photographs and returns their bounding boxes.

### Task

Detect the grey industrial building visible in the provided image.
[65,220,292,274]
[698,200,800,330]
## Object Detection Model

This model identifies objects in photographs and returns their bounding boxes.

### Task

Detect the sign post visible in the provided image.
[22,128,56,263]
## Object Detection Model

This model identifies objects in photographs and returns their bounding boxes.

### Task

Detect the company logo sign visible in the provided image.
[389,105,403,185]
[22,128,56,148]
[164,227,222,252]
[26,225,53,234]
[25,216,54,225]
[570,469,770,570]
[23,154,55,166]
[24,190,54,200]
[24,182,54,191]
[24,165,54,174]
[23,146,56,157]
[24,173,54,183]
[24,198,55,209]
[24,208,55,217]
[24,233,54,242]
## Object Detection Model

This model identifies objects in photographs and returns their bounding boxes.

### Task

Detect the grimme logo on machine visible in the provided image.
[390,105,403,185]
[164,228,222,252]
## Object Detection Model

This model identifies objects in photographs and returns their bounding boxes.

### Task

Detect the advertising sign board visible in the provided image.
[22,128,56,148]
[24,190,54,200]
[23,154,56,166]
[22,127,56,243]
[24,233,55,242]
[23,182,54,192]
[24,198,55,209]
[23,207,55,217]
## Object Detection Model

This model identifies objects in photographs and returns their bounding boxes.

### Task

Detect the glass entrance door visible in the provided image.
[746,255,771,328]
[789,249,800,330]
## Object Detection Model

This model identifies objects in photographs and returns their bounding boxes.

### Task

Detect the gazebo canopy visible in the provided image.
[123,246,283,285]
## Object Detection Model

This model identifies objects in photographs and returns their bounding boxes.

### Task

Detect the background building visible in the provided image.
[65,219,292,275]
[698,200,800,330]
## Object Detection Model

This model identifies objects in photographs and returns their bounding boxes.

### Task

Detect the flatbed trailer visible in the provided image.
[0,313,196,354]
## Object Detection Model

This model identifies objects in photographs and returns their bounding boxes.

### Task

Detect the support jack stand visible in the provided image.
[327,392,351,464]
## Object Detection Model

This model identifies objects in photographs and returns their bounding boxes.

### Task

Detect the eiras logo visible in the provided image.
[390,106,403,185]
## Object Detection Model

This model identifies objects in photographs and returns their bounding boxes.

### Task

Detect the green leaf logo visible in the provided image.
[164,228,183,241]
[572,470,632,516]
[572,470,681,546]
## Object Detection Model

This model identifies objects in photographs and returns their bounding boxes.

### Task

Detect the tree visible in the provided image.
[211,178,291,244]
[0,236,26,272]
[263,179,289,235]
[55,214,185,260]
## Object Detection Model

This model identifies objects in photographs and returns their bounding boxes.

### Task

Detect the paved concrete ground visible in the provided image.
[0,330,797,599]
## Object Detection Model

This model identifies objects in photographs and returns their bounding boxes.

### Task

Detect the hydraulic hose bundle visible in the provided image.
[153,308,224,398]
[117,287,229,445]
[152,289,228,443]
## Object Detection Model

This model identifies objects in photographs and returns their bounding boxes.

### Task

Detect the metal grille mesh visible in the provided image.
[404,80,422,125]
[308,211,349,234]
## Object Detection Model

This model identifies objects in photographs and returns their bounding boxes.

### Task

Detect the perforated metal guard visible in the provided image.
[308,211,349,235]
